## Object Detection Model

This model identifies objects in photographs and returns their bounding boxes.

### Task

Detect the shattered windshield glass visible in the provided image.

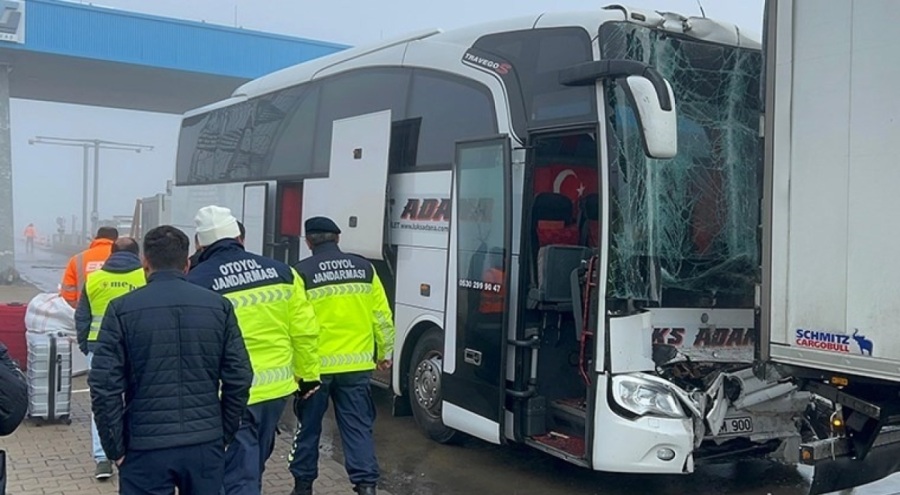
[600,23,762,306]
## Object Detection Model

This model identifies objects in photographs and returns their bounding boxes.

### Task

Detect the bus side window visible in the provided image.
[405,71,497,170]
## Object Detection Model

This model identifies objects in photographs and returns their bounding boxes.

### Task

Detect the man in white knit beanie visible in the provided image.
[188,205,321,495]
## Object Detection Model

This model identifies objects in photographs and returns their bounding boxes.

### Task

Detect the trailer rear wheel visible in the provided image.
[408,328,458,444]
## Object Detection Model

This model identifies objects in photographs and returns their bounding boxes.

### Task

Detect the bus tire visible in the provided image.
[408,328,458,444]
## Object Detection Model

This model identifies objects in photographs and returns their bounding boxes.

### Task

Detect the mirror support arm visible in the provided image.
[558,60,672,111]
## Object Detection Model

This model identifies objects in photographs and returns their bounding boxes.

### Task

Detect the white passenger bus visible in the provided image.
[172,5,810,474]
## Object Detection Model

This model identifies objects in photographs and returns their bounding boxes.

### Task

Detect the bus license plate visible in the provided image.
[719,417,754,435]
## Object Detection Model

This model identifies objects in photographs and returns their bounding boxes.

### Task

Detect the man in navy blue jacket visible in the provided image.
[188,207,320,495]
[89,225,253,494]
[0,341,28,494]
[0,342,27,436]
[190,221,244,272]
[75,236,145,480]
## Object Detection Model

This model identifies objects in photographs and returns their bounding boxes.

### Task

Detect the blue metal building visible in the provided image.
[0,0,348,112]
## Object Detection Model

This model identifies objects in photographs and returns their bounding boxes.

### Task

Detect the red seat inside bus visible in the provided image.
[531,192,579,247]
[532,163,598,248]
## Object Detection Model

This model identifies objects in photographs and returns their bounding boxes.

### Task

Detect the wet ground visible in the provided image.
[13,244,70,294]
[12,240,900,495]
[329,388,900,495]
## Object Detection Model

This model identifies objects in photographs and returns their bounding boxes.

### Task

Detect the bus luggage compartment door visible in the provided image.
[302,110,392,260]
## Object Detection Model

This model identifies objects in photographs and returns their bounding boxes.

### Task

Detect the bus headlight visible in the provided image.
[612,375,686,419]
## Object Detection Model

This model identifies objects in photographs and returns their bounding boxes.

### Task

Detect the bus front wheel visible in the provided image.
[408,328,458,444]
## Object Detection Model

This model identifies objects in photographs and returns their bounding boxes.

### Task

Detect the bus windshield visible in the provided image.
[600,22,762,307]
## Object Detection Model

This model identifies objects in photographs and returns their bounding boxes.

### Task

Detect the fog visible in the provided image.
[9,0,763,239]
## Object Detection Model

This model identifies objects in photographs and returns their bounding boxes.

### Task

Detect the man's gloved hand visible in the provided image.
[297,379,321,400]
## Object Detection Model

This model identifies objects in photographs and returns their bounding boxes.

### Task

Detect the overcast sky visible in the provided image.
[12,0,764,238]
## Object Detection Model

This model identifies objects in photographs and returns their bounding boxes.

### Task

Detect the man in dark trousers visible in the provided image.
[75,236,146,480]
[188,206,320,495]
[89,225,253,495]
[289,217,395,495]
[0,341,28,494]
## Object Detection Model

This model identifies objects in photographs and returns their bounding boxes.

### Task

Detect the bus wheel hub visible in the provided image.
[414,355,442,412]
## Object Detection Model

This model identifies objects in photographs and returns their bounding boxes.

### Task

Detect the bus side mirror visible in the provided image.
[621,75,677,159]
[559,60,678,159]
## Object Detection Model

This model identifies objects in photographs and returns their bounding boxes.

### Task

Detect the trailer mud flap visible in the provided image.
[807,441,900,495]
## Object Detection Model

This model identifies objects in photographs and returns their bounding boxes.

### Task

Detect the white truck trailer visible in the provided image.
[759,0,900,492]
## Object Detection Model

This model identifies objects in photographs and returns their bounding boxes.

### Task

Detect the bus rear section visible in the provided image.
[760,1,900,492]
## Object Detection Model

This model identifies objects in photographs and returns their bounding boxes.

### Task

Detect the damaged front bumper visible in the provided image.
[695,367,808,463]
[610,366,809,466]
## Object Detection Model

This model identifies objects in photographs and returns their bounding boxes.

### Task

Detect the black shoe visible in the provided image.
[291,479,313,495]
[355,484,377,495]
[94,460,113,480]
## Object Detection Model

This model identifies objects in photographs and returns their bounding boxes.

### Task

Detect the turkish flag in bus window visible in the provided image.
[280,184,302,237]
[533,164,598,217]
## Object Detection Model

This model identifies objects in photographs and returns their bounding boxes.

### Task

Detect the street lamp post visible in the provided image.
[81,144,89,241]
[93,140,99,235]
[29,136,153,242]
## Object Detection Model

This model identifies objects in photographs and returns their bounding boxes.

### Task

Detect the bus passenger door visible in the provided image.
[443,136,512,444]
[241,183,268,256]
[272,182,303,265]
[302,110,392,260]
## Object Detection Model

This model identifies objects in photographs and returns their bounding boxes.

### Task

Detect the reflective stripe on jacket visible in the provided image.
[187,239,320,405]
[294,242,395,375]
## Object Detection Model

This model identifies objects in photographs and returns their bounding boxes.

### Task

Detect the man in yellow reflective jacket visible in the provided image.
[74,237,146,480]
[288,216,395,495]
[187,206,320,495]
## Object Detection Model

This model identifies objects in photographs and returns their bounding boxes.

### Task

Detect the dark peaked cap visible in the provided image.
[305,217,341,235]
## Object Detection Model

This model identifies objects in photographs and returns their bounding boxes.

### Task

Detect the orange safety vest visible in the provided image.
[23,226,35,238]
[60,238,114,306]
[479,267,506,314]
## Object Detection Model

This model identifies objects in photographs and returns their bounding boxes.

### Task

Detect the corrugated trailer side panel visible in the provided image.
[767,0,900,382]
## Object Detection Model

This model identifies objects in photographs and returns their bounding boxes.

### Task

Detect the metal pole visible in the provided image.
[0,64,13,274]
[92,140,99,235]
[82,144,89,243]
[27,137,153,243]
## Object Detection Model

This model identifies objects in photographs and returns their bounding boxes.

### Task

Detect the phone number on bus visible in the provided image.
[459,279,502,293]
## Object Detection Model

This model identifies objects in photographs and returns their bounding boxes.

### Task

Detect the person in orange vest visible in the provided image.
[479,248,506,314]
[59,227,118,308]
[22,224,36,254]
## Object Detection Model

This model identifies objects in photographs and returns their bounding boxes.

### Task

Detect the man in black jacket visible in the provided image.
[0,341,28,494]
[0,342,27,436]
[89,225,253,494]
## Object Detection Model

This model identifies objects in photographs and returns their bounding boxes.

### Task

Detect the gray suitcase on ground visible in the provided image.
[26,332,72,425]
